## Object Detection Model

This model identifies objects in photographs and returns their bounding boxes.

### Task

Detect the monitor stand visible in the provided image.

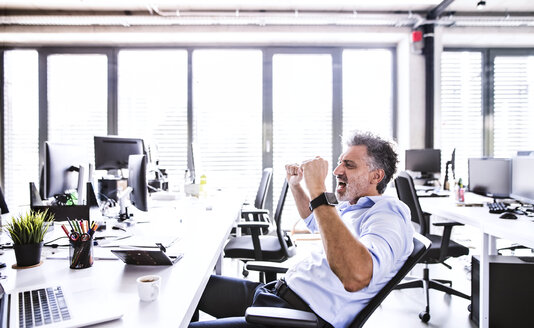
[415,173,439,187]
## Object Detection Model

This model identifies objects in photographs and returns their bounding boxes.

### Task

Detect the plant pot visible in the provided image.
[13,242,43,267]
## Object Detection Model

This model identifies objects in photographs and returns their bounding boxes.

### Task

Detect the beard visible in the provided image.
[335,174,370,204]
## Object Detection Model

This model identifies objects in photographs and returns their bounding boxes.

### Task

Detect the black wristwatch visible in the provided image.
[309,192,338,211]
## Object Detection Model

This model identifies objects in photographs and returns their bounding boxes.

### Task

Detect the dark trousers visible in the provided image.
[188,275,317,328]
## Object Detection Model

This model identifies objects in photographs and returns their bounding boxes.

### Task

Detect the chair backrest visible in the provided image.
[254,168,273,209]
[273,180,293,258]
[0,186,8,214]
[394,171,429,235]
[349,233,432,328]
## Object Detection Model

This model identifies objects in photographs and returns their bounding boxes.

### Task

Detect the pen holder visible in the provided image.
[69,237,94,269]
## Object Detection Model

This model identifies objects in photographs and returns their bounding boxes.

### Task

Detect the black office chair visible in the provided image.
[394,171,470,322]
[244,233,432,328]
[0,186,9,214]
[224,179,296,282]
[233,168,273,236]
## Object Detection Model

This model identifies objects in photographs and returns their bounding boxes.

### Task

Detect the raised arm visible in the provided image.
[285,163,312,219]
[300,156,374,292]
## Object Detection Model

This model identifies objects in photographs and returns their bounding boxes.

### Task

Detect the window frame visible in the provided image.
[2,45,398,214]
[442,47,534,157]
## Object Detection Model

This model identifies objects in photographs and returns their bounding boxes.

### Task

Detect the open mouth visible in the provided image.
[337,180,347,193]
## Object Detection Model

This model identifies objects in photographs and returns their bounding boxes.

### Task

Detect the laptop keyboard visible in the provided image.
[19,286,70,327]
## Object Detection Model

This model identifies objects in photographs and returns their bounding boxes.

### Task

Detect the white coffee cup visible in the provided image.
[137,275,161,302]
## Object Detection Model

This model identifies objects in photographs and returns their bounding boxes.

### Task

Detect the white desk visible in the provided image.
[0,195,240,328]
[419,193,534,328]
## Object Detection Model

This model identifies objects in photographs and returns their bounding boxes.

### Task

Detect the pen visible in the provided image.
[61,225,70,237]
[66,217,75,232]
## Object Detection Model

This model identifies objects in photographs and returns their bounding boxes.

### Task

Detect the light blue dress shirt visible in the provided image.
[284,195,414,328]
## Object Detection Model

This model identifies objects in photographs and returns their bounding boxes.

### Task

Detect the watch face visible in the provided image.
[325,192,338,205]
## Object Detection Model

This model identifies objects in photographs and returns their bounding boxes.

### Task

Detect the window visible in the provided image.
[118,50,188,191]
[3,50,39,207]
[343,49,394,140]
[272,54,333,230]
[192,50,263,199]
[1,46,398,211]
[47,54,108,162]
[440,51,483,183]
[493,55,534,158]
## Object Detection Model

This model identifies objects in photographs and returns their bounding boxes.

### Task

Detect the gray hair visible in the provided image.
[345,130,399,194]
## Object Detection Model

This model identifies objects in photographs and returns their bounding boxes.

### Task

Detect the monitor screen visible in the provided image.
[94,136,145,170]
[405,149,441,177]
[511,156,534,205]
[128,154,148,212]
[44,142,88,199]
[468,158,512,198]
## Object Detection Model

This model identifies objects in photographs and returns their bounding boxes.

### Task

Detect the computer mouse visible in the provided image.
[499,212,518,220]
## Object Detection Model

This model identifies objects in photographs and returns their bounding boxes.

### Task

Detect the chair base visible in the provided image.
[395,267,470,322]
[396,278,470,299]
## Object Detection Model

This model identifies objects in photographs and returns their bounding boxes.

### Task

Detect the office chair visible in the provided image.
[244,233,431,328]
[232,168,273,237]
[224,179,296,282]
[245,167,273,230]
[394,171,470,322]
[0,186,9,214]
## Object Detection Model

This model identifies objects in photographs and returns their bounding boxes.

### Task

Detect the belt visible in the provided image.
[272,279,333,328]
[273,279,312,312]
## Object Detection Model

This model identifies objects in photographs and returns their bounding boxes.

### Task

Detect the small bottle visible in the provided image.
[456,178,465,203]
[199,174,207,196]
[184,169,193,185]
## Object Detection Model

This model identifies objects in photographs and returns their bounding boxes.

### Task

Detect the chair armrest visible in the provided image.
[432,220,463,262]
[245,307,319,328]
[432,221,464,227]
[237,221,270,229]
[241,208,270,216]
[245,261,289,274]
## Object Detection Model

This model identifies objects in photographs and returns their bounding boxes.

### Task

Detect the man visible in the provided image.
[189,131,414,328]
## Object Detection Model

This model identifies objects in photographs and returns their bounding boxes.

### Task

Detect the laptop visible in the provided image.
[0,282,123,328]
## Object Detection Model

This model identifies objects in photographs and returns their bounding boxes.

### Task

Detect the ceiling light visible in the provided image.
[477,0,486,10]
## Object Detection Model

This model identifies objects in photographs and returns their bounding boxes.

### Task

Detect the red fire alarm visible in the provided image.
[412,30,423,43]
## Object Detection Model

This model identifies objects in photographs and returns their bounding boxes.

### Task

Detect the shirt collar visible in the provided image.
[338,195,383,213]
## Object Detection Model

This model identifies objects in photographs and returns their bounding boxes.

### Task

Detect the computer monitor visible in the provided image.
[468,158,512,199]
[443,148,456,190]
[128,154,148,212]
[405,149,441,179]
[511,156,534,205]
[94,136,145,171]
[43,142,88,199]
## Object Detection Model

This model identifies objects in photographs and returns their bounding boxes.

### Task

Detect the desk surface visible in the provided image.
[0,195,239,328]
[419,193,534,249]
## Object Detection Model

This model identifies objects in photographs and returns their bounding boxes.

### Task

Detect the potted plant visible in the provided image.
[5,210,53,267]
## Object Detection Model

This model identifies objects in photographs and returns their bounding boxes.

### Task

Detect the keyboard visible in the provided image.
[487,202,508,214]
[19,286,70,327]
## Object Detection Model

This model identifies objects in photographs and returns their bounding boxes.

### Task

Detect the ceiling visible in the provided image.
[1,0,534,29]
[1,0,534,14]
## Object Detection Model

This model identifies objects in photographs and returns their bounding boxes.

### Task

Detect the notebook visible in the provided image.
[0,282,123,328]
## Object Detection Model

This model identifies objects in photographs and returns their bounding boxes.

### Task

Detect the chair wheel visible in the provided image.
[419,311,430,323]
[242,269,249,277]
[467,304,472,312]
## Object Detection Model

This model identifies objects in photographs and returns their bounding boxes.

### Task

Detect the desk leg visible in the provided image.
[488,235,497,256]
[480,233,490,328]
[215,252,223,275]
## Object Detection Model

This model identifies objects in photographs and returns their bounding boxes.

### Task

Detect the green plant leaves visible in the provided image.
[4,209,54,245]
